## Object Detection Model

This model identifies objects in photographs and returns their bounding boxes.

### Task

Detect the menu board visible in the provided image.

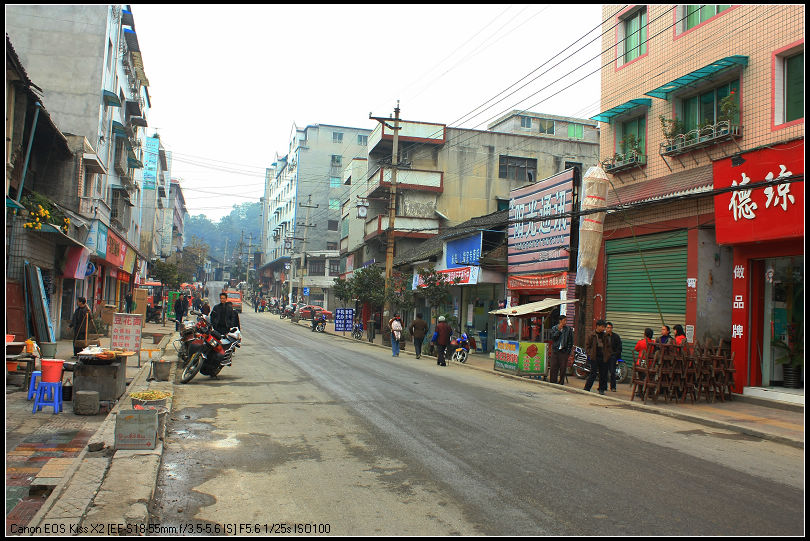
[494,339,546,375]
[334,308,354,332]
[110,313,143,354]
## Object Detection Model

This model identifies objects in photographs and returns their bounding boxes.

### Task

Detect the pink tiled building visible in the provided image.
[587,5,804,398]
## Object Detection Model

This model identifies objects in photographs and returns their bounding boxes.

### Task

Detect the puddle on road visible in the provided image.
[675,428,763,442]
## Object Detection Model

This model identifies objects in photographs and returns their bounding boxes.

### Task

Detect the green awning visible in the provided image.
[103,90,122,107]
[112,120,127,135]
[6,196,25,210]
[645,55,748,99]
[590,98,652,123]
[128,157,143,169]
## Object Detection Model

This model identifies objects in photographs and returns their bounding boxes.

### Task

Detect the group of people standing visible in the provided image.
[386,313,453,366]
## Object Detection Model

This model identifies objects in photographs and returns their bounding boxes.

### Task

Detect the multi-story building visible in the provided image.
[259,122,372,306]
[589,5,803,398]
[169,179,188,256]
[341,113,599,281]
[6,4,153,315]
[140,135,172,260]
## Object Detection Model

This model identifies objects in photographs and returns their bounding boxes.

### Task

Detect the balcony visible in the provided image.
[365,166,443,198]
[364,214,439,241]
[659,121,742,157]
[603,151,646,174]
[368,119,446,155]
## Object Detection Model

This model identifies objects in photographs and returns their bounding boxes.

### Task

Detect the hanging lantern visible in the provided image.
[576,165,609,286]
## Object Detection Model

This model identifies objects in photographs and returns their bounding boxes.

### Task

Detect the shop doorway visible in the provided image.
[761,256,803,389]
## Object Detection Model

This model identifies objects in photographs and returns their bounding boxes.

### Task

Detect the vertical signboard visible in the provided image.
[110,313,143,360]
[508,169,574,275]
[142,137,159,189]
[334,308,354,332]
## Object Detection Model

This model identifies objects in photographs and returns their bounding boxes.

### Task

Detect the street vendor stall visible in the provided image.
[74,346,136,401]
[489,298,578,378]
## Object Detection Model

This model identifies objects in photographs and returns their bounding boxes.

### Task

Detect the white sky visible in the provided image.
[132,4,604,222]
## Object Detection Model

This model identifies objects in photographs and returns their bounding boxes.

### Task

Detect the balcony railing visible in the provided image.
[365,166,443,198]
[602,150,647,174]
[364,214,439,240]
[659,121,742,157]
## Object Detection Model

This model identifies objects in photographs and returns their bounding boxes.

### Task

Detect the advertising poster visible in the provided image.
[143,137,159,189]
[446,233,482,269]
[518,342,546,374]
[110,313,143,353]
[334,308,354,332]
[494,339,519,373]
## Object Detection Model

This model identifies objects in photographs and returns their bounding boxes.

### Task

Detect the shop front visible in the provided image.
[713,140,804,397]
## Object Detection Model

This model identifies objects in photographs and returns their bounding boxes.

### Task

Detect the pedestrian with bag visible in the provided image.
[390,314,403,357]
[408,313,429,359]
[69,297,92,357]
[584,319,612,395]
[432,316,452,366]
[605,321,623,391]
[549,314,574,385]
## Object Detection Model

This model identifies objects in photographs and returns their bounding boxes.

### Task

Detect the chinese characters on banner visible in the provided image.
[334,308,354,332]
[110,313,143,354]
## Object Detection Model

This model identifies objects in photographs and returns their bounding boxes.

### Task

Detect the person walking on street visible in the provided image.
[210,293,235,336]
[174,294,190,331]
[125,292,133,314]
[409,313,429,359]
[584,319,612,395]
[432,316,452,366]
[549,314,574,385]
[605,321,622,392]
[390,314,403,357]
[69,296,92,357]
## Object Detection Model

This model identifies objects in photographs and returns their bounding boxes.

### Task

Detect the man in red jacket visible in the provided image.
[432,316,452,366]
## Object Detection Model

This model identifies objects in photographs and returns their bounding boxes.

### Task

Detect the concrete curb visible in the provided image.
[26,332,177,533]
[317,321,804,450]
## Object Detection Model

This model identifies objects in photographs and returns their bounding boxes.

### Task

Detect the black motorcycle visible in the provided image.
[180,321,241,384]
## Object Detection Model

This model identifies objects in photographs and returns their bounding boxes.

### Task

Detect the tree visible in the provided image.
[179,236,209,284]
[151,260,180,289]
[386,272,415,319]
[415,268,460,323]
[350,266,385,314]
[333,276,354,308]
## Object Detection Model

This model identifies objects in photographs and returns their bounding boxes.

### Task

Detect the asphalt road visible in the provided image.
[150,312,804,536]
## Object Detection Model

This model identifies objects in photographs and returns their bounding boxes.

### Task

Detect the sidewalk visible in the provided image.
[293,316,804,449]
[5,319,176,536]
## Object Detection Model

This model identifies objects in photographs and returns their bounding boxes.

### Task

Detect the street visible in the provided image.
[150,312,804,536]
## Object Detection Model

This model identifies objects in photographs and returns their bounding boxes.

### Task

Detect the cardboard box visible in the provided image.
[114,409,158,450]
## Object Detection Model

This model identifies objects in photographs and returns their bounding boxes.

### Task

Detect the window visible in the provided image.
[685,5,731,30]
[341,218,349,238]
[331,155,342,167]
[784,51,804,123]
[624,7,647,63]
[498,156,538,182]
[520,116,532,128]
[333,132,343,143]
[358,134,368,146]
[308,259,325,276]
[617,116,646,155]
[329,260,340,276]
[681,79,739,131]
[536,119,555,134]
[327,242,338,251]
[329,176,341,188]
[327,220,339,231]
[567,123,584,139]
[329,199,340,210]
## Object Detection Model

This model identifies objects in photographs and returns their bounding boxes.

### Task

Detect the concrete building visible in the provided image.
[169,179,188,256]
[588,5,804,398]
[6,4,153,316]
[259,122,372,307]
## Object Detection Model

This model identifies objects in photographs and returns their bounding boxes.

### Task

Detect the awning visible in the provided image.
[122,8,135,28]
[129,116,148,128]
[102,90,122,107]
[83,152,108,174]
[6,196,25,210]
[489,298,578,316]
[125,99,142,117]
[590,98,651,123]
[112,120,127,135]
[645,55,748,99]
[32,224,88,249]
[128,157,144,169]
[123,28,140,53]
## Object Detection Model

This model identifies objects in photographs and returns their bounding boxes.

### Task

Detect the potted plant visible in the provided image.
[773,324,803,388]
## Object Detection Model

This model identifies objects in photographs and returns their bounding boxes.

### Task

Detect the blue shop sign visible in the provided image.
[446,233,482,269]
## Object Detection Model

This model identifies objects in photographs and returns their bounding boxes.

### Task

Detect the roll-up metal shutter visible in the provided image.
[605,230,687,355]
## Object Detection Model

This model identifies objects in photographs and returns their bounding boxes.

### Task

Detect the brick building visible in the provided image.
[588,5,803,397]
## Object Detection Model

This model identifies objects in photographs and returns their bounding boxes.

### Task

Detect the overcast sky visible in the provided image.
[132,4,603,222]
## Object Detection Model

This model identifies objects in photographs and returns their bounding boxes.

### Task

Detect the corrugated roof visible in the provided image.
[606,165,713,207]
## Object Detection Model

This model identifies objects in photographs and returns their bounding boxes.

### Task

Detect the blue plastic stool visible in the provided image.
[27,370,42,401]
[33,381,62,414]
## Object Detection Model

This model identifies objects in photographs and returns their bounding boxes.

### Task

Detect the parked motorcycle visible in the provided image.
[180,320,241,384]
[172,310,207,364]
[282,304,296,320]
[351,321,364,340]
[572,346,629,383]
[146,303,163,324]
[450,330,470,363]
[311,313,327,333]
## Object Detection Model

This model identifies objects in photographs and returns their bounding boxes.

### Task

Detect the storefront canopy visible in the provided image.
[644,55,748,99]
[489,298,578,316]
[590,98,651,123]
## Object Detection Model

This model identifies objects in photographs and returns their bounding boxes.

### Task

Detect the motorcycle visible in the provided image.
[572,346,628,383]
[351,321,364,340]
[146,303,163,324]
[180,320,241,384]
[283,304,297,321]
[450,330,470,364]
[311,313,327,333]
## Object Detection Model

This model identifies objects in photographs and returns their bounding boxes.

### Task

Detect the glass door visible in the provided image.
[761,257,803,386]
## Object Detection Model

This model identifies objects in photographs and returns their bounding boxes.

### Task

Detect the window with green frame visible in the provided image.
[785,51,804,123]
[329,176,341,188]
[567,123,584,139]
[624,7,647,63]
[617,117,646,155]
[685,5,731,30]
[681,79,739,131]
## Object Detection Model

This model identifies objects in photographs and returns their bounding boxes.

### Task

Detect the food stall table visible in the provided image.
[73,349,134,402]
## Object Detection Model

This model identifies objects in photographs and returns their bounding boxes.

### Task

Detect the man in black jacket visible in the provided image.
[69,297,91,356]
[174,294,189,331]
[606,322,622,392]
[211,292,236,336]
[549,315,574,385]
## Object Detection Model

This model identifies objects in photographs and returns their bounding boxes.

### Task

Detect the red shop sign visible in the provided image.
[713,140,804,245]
[507,272,567,290]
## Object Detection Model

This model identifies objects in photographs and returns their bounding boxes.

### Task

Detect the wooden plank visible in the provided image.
[36,265,56,342]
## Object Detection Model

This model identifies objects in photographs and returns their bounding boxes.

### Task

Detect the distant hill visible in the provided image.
[184,202,262,261]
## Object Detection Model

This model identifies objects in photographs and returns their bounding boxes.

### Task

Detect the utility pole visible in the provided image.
[371,102,401,346]
[247,232,254,287]
[297,194,318,305]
